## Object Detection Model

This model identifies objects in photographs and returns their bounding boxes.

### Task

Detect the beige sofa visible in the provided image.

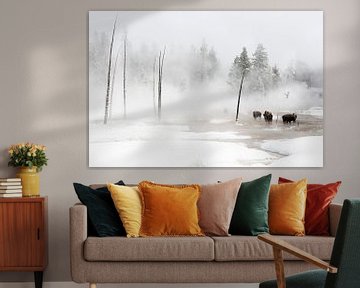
[70,203,342,288]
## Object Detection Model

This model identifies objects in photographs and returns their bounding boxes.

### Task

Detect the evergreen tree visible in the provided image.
[228,47,250,89]
[252,43,269,70]
[272,65,281,87]
[191,41,219,84]
[249,43,272,95]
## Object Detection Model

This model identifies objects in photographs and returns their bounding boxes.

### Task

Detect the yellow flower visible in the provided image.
[8,149,13,155]
[27,152,32,157]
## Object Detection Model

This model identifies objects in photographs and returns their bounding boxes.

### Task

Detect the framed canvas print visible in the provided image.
[89,11,323,167]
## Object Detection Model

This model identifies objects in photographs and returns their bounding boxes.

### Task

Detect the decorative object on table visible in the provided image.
[8,143,48,197]
[89,11,323,167]
[0,178,22,197]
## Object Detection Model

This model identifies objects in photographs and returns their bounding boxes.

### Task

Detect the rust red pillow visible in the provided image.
[278,177,341,236]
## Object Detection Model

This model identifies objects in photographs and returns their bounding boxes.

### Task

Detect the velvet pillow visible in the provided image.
[198,178,242,236]
[278,177,341,236]
[229,174,271,236]
[107,184,142,238]
[73,181,126,237]
[269,179,307,236]
[138,181,203,237]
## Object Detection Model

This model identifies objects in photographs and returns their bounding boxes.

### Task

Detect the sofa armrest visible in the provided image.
[69,203,88,283]
[329,203,342,237]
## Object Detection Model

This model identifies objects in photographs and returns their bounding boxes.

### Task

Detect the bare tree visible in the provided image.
[104,17,117,125]
[152,56,157,116]
[157,47,166,120]
[122,32,127,118]
[235,70,247,122]
[109,48,120,120]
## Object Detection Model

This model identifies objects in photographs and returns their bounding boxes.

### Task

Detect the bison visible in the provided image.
[263,111,273,122]
[282,113,297,124]
[253,111,261,119]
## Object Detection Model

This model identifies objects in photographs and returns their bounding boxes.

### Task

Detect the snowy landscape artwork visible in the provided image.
[89,11,323,167]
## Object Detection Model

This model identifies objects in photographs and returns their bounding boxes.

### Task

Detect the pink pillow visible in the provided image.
[198,178,242,236]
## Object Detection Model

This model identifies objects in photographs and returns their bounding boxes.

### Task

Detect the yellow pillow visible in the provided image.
[107,183,142,238]
[138,181,204,237]
[269,179,307,236]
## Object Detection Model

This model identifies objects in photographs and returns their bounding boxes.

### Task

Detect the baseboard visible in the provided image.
[0,282,259,288]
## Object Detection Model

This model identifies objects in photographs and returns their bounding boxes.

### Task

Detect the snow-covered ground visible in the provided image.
[89,113,323,167]
[261,136,323,167]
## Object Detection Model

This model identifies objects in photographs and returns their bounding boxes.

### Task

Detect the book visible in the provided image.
[0,186,22,190]
[0,178,21,182]
[0,193,22,198]
[0,189,22,193]
[0,182,22,186]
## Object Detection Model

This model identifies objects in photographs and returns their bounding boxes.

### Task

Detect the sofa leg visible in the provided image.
[89,283,96,288]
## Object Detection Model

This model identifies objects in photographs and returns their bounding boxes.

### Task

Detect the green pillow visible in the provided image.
[229,174,272,236]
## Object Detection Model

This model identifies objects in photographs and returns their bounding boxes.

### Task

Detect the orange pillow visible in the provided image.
[269,179,307,236]
[138,181,204,237]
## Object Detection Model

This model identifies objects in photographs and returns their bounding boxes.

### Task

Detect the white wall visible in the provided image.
[0,0,359,282]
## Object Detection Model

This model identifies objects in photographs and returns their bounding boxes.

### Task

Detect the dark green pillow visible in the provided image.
[73,181,126,237]
[229,174,272,236]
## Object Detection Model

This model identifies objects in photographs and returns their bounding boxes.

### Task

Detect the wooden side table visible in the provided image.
[0,197,48,288]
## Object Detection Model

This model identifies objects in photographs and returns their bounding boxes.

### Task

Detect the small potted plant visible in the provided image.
[8,143,48,197]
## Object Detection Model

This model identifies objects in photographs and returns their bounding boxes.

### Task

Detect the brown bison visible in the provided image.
[263,111,273,122]
[253,111,261,119]
[282,113,297,123]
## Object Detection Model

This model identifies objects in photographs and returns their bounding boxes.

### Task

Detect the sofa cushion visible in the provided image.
[108,184,142,238]
[269,179,307,236]
[199,178,242,236]
[139,181,203,237]
[84,236,214,261]
[279,177,341,236]
[73,181,126,237]
[212,236,334,261]
[229,174,271,236]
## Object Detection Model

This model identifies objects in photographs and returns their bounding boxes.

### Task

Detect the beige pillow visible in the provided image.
[198,178,242,236]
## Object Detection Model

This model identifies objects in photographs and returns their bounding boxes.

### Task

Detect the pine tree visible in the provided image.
[272,65,281,87]
[230,47,251,122]
[252,43,269,70]
[249,43,272,95]
[228,47,250,89]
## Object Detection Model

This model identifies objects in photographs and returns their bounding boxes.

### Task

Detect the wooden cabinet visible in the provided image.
[0,197,47,288]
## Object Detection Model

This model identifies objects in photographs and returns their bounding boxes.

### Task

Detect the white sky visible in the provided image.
[89,11,323,70]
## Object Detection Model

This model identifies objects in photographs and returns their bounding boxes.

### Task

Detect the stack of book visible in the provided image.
[0,178,22,197]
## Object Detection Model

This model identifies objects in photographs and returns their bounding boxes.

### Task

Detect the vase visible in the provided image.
[16,167,40,197]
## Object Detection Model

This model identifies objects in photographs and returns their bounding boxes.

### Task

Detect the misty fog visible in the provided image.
[89,11,323,167]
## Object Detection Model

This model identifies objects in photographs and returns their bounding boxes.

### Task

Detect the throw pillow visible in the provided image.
[279,177,341,236]
[229,174,272,236]
[198,178,242,236]
[269,179,307,236]
[107,184,142,238]
[138,181,203,237]
[73,181,126,237]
